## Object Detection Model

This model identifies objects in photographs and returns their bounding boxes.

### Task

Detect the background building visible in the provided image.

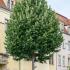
[0,0,10,70]
[51,14,70,70]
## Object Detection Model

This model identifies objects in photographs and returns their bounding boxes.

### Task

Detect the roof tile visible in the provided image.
[0,0,10,10]
[0,0,6,9]
[57,13,70,26]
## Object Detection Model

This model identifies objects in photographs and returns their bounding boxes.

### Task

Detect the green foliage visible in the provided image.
[68,66,70,70]
[5,0,63,63]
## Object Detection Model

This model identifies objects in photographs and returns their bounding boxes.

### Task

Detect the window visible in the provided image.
[11,1,14,8]
[7,0,10,9]
[58,55,61,66]
[68,58,70,66]
[5,18,8,31]
[62,56,65,67]
[62,39,65,49]
[49,55,54,65]
[60,22,64,32]
[62,41,65,49]
[8,0,10,4]
[68,41,70,51]
[11,1,14,5]
[5,18,8,23]
[68,26,70,34]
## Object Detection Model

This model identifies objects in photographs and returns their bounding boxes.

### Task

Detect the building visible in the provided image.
[43,14,70,70]
[3,0,15,10]
[0,0,70,70]
[50,14,70,70]
[0,0,10,70]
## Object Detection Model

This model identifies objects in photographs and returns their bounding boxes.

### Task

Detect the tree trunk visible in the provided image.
[19,60,21,70]
[32,56,35,70]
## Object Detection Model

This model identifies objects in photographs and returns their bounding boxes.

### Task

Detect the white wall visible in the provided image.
[0,8,10,23]
[53,33,70,70]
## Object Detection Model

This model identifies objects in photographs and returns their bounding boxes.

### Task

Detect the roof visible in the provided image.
[57,13,70,26]
[57,13,70,35]
[0,0,10,11]
[0,0,7,9]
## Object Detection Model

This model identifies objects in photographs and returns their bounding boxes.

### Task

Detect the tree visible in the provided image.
[5,0,63,70]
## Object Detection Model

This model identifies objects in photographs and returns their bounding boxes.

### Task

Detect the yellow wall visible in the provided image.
[49,65,55,70]
[7,57,32,70]
[0,65,3,70]
[0,23,6,53]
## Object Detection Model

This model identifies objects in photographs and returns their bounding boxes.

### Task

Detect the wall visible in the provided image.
[0,8,10,53]
[53,33,70,70]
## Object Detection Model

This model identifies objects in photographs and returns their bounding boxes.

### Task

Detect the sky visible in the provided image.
[47,0,70,19]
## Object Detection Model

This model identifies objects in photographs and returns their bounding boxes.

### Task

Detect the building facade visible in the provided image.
[3,0,15,9]
[0,0,10,70]
[52,14,70,70]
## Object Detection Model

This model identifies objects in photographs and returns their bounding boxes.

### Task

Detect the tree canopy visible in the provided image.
[5,0,63,63]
